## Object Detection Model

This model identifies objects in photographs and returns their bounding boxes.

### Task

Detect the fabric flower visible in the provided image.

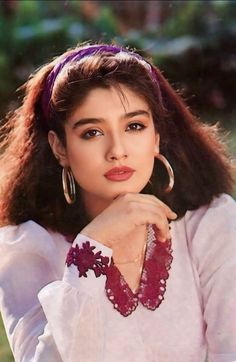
[66,241,110,278]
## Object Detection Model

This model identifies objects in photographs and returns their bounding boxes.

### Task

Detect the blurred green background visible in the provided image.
[0,1,235,360]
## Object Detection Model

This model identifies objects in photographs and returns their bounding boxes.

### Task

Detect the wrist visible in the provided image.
[80,226,112,248]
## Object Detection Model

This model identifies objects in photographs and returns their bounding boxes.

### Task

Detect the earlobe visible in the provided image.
[48,131,68,167]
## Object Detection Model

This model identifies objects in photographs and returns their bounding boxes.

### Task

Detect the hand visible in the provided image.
[80,193,177,249]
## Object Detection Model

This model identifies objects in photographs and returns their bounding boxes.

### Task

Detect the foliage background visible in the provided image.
[0,1,235,361]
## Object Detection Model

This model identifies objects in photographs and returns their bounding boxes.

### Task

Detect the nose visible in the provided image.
[106,134,128,161]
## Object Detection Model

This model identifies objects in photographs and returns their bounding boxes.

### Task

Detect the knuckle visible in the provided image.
[157,217,168,231]
[126,200,136,214]
[122,193,131,201]
[151,195,158,202]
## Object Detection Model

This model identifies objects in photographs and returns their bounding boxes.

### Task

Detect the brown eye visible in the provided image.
[126,123,146,131]
[81,129,103,139]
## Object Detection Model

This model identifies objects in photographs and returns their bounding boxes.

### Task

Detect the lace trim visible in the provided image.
[66,241,110,278]
[105,224,173,316]
[65,225,173,317]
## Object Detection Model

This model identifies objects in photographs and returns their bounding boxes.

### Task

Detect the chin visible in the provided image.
[111,185,146,200]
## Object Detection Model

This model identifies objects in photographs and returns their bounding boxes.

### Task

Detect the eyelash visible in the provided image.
[81,123,146,140]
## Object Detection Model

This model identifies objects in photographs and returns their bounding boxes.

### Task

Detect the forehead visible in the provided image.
[69,85,150,121]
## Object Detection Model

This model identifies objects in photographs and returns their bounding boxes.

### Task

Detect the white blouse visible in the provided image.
[0,193,236,362]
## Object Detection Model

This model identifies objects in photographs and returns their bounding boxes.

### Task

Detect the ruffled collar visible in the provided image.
[105,224,173,317]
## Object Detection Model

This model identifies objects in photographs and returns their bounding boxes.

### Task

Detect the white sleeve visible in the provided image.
[38,233,113,362]
[186,194,236,362]
[0,221,112,362]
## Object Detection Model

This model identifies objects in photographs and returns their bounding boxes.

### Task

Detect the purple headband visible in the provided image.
[41,44,157,122]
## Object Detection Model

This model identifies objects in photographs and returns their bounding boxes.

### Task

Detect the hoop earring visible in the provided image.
[62,167,76,204]
[154,153,174,193]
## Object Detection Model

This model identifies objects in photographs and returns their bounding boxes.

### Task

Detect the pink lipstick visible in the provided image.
[104,166,135,182]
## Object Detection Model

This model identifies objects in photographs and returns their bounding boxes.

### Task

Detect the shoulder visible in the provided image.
[184,193,236,241]
[183,194,236,274]
[0,220,69,264]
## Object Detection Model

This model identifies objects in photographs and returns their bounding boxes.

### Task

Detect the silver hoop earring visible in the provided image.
[154,153,174,193]
[62,167,76,204]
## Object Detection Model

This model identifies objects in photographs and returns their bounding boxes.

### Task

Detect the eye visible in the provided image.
[126,123,146,132]
[81,129,103,139]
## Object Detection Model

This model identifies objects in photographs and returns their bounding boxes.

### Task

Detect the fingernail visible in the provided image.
[159,237,167,243]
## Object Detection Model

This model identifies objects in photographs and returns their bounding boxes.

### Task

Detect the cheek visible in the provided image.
[135,136,156,159]
[66,137,91,163]
[137,137,156,174]
[66,141,103,179]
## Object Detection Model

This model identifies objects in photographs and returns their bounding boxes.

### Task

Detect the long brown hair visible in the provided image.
[0,44,234,235]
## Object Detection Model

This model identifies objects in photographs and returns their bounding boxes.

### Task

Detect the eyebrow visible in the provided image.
[72,110,151,129]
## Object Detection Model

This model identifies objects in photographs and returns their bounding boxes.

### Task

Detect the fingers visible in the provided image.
[120,193,176,242]
[138,194,177,220]
[138,204,172,242]
[149,195,176,216]
[119,192,177,220]
[82,192,175,248]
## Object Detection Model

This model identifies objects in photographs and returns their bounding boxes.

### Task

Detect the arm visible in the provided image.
[0,221,113,361]
[0,222,64,361]
[2,190,176,362]
[38,233,113,362]
[186,194,236,362]
[1,221,145,362]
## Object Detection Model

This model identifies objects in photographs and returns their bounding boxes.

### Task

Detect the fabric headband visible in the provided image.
[41,44,157,122]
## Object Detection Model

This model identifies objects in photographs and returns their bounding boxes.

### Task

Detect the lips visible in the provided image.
[104,166,135,182]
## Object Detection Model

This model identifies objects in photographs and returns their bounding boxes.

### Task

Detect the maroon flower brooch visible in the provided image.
[66,241,110,278]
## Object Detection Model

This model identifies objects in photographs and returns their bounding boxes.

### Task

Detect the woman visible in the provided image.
[0,43,235,362]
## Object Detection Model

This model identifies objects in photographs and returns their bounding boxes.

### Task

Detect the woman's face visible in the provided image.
[49,84,159,216]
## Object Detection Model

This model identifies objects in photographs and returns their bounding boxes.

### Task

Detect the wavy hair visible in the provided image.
[0,44,234,235]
